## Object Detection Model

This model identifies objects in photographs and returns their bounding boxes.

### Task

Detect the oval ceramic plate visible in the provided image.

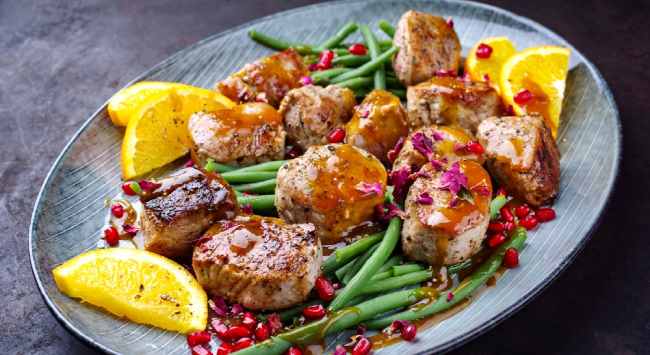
[30,0,620,354]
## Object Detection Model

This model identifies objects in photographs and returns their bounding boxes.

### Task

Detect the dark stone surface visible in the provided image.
[0,0,647,354]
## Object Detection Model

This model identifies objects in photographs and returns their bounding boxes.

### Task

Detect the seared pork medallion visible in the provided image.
[192,215,320,310]
[188,102,285,166]
[275,144,387,243]
[406,76,503,133]
[392,11,462,86]
[215,49,308,107]
[402,161,492,266]
[140,168,238,258]
[392,125,485,173]
[345,90,409,164]
[279,84,356,151]
[477,115,560,206]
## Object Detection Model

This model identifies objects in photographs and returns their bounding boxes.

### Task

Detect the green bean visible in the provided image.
[321,232,383,274]
[378,20,396,38]
[342,244,380,284]
[447,259,472,275]
[233,178,276,194]
[354,86,372,99]
[220,171,276,183]
[311,67,351,83]
[234,288,426,355]
[204,158,235,173]
[377,254,402,273]
[389,88,405,99]
[329,217,402,311]
[336,76,373,90]
[359,270,433,295]
[370,270,393,281]
[236,194,275,211]
[490,194,509,220]
[330,46,398,84]
[335,257,357,281]
[360,24,386,90]
[391,263,425,276]
[386,76,402,88]
[235,160,286,173]
[316,22,358,50]
[379,39,393,48]
[366,227,528,329]
[332,54,370,67]
[248,30,315,55]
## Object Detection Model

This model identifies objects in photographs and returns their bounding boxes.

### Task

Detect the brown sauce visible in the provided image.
[210,102,282,135]
[436,161,492,236]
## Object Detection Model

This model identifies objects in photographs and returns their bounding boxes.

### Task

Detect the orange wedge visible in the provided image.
[53,248,208,333]
[108,81,234,127]
[120,85,234,179]
[499,46,570,137]
[465,37,516,93]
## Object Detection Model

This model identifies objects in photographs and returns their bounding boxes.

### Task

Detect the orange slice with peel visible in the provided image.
[499,46,570,137]
[465,37,516,93]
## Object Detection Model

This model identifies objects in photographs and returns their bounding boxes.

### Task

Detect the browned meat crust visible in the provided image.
[141,168,237,258]
[192,216,320,310]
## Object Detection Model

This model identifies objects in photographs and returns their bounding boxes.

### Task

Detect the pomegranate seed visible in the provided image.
[503,221,516,233]
[242,312,257,331]
[267,313,283,334]
[465,141,484,155]
[103,226,119,246]
[299,76,313,86]
[138,180,161,192]
[390,320,417,341]
[333,345,347,355]
[216,343,232,355]
[111,204,124,218]
[447,292,454,301]
[503,248,519,268]
[211,319,229,340]
[487,233,506,248]
[308,63,319,71]
[223,325,251,341]
[352,337,372,355]
[446,17,454,28]
[500,207,514,222]
[187,331,211,346]
[254,322,270,341]
[209,297,228,317]
[476,43,493,59]
[400,322,417,341]
[302,304,326,320]
[327,128,346,143]
[514,89,533,105]
[184,158,195,168]
[514,204,531,219]
[191,345,212,355]
[121,182,138,196]
[348,43,368,56]
[232,337,254,351]
[519,215,539,230]
[315,276,336,301]
[488,221,505,233]
[317,50,335,70]
[286,346,303,355]
[497,187,508,196]
[536,207,556,222]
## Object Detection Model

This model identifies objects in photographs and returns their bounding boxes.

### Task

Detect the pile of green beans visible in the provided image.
[234,227,528,355]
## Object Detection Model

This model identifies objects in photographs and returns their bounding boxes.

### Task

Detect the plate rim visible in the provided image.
[29,1,622,354]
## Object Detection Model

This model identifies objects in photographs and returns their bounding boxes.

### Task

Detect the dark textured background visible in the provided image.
[1,0,648,354]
